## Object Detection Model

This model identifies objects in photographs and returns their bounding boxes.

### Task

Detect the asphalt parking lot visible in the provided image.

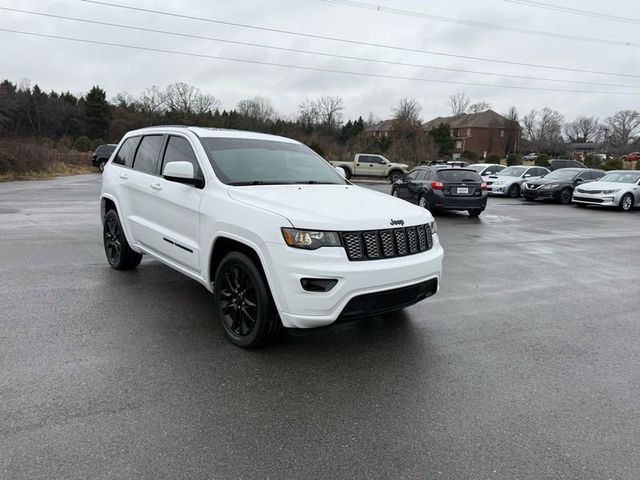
[2,174,640,480]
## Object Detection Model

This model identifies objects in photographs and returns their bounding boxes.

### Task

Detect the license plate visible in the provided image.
[456,187,469,194]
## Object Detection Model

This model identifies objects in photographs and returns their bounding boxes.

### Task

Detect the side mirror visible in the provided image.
[163,161,203,188]
[575,178,584,183]
[335,166,347,178]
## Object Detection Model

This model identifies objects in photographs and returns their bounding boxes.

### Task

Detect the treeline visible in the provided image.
[0,79,384,162]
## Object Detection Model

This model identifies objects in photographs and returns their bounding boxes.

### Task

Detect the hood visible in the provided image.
[577,181,631,191]
[526,177,563,187]
[228,184,431,230]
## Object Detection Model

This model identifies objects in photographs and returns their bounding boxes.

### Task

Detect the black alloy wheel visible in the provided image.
[103,209,142,270]
[508,183,520,198]
[559,188,573,205]
[214,252,279,348]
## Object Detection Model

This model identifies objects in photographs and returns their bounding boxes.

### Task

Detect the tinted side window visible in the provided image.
[437,170,482,182]
[414,170,428,181]
[133,135,164,174]
[406,170,419,180]
[162,136,202,177]
[364,155,384,164]
[112,137,140,167]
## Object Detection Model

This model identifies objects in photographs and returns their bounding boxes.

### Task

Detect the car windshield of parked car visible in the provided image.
[469,165,486,173]
[543,169,579,181]
[436,170,482,182]
[200,138,347,185]
[598,172,640,184]
[498,167,526,177]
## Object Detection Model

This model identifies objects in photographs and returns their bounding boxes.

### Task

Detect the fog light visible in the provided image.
[301,278,338,292]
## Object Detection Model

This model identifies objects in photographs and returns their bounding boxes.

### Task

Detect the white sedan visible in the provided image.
[485,166,550,198]
[572,170,640,211]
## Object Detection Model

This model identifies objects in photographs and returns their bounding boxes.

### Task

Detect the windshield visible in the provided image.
[542,169,579,181]
[199,138,347,186]
[469,165,486,173]
[498,166,527,177]
[598,172,640,184]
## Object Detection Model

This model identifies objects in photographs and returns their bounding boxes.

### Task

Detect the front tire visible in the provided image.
[508,183,520,198]
[103,209,142,270]
[620,193,634,212]
[559,187,573,205]
[214,252,280,348]
[389,170,403,183]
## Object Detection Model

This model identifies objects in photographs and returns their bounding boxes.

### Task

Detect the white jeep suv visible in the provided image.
[100,126,443,347]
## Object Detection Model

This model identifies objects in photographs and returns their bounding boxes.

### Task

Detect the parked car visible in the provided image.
[522,168,605,204]
[622,152,640,162]
[469,163,505,178]
[100,126,443,347]
[523,152,538,161]
[391,166,488,217]
[92,144,117,172]
[572,170,640,211]
[548,158,586,171]
[485,166,550,198]
[331,154,408,182]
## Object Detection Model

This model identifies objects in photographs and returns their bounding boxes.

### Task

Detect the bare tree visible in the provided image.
[237,95,275,123]
[604,110,640,146]
[446,93,470,115]
[522,108,564,151]
[564,116,601,143]
[392,97,422,128]
[139,86,165,123]
[297,99,320,129]
[468,101,492,114]
[316,96,344,129]
[163,82,220,115]
[501,106,520,155]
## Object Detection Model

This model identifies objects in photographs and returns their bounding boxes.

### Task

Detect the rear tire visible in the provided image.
[214,251,280,348]
[619,193,634,212]
[103,209,142,270]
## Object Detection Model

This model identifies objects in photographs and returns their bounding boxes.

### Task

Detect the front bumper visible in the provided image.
[572,193,619,206]
[522,187,560,199]
[263,236,444,328]
[487,184,510,195]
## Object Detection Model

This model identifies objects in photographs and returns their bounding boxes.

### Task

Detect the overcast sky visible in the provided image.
[1,0,638,123]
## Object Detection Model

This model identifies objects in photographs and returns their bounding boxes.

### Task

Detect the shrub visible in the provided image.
[486,154,501,164]
[583,155,603,168]
[0,137,91,176]
[603,158,623,171]
[73,136,92,152]
[91,138,105,151]
[534,153,550,167]
[506,153,521,166]
[460,150,479,161]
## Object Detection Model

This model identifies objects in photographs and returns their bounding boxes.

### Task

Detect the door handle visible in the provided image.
[119,172,128,180]
[150,182,163,191]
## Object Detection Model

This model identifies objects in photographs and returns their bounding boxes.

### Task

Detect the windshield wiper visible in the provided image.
[228,180,294,186]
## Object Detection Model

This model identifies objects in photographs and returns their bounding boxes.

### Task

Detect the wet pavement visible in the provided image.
[1,174,639,479]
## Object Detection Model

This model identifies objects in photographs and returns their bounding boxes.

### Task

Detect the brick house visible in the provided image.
[423,110,520,159]
[365,119,394,138]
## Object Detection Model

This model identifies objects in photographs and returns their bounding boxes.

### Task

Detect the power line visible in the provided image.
[2,28,639,96]
[2,6,638,89]
[501,0,640,26]
[322,0,639,48]
[73,0,640,80]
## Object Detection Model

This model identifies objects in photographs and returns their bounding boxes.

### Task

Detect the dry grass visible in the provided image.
[0,137,95,181]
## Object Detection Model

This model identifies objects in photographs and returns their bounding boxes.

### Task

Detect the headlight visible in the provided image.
[602,189,619,194]
[429,220,437,234]
[281,228,341,250]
